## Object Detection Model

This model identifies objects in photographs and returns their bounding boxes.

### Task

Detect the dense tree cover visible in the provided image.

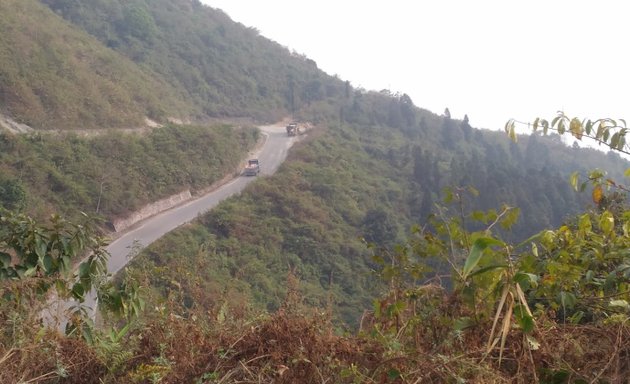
[0,124,258,220]
[128,90,630,327]
[39,0,341,123]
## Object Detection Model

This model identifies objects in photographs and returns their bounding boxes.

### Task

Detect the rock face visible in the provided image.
[111,190,192,232]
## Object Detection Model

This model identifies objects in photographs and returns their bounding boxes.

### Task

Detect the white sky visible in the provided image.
[201,1,629,131]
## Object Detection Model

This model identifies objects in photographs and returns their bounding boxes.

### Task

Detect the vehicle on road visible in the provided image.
[286,122,298,136]
[244,158,260,176]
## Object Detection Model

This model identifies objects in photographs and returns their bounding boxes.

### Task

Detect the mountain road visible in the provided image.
[45,121,297,324]
[105,122,295,276]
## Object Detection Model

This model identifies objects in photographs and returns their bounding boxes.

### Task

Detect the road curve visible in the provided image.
[105,122,295,277]
[47,122,296,323]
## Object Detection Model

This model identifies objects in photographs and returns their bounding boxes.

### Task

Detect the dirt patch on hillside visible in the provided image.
[0,113,34,133]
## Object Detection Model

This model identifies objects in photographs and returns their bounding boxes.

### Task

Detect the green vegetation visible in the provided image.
[40,0,338,121]
[2,153,630,382]
[2,0,630,381]
[130,91,630,327]
[0,124,258,220]
[2,0,341,130]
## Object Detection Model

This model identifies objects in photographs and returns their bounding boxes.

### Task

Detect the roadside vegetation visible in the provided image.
[0,123,258,222]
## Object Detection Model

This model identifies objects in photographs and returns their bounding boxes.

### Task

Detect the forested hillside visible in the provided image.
[2,0,630,382]
[130,90,630,326]
[40,0,337,122]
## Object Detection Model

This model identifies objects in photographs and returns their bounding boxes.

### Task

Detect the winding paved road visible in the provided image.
[107,124,295,275]
[47,122,296,324]
[104,122,294,277]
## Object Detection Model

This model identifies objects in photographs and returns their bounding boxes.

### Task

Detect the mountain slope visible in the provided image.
[0,0,194,129]
[129,91,630,325]
[40,0,340,123]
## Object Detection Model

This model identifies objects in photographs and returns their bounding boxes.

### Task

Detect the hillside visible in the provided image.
[129,91,630,326]
[1,1,630,382]
[1,0,340,130]
[0,123,259,221]
[40,0,339,123]
[0,0,192,129]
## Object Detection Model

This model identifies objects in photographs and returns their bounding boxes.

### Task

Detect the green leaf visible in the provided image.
[514,272,539,289]
[24,266,37,277]
[471,210,486,222]
[35,235,47,260]
[71,282,85,299]
[42,254,53,273]
[505,119,516,142]
[570,118,583,139]
[584,270,594,282]
[462,237,504,280]
[596,122,605,139]
[467,185,480,196]
[585,119,593,135]
[578,214,592,233]
[551,115,561,128]
[499,207,520,230]
[453,316,476,331]
[569,311,584,324]
[62,255,71,271]
[558,291,577,310]
[618,134,626,150]
[468,264,508,278]
[514,304,534,333]
[599,210,614,235]
[386,300,406,318]
[508,124,517,142]
[557,119,565,134]
[78,262,89,278]
[569,172,579,191]
[0,252,11,268]
[610,132,620,149]
[387,369,401,380]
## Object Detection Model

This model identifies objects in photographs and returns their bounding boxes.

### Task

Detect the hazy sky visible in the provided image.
[201,1,628,131]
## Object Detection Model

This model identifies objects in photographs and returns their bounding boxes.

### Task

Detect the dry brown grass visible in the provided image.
[2,281,630,383]
[0,331,105,384]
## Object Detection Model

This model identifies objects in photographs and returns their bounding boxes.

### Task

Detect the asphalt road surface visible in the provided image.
[46,122,296,325]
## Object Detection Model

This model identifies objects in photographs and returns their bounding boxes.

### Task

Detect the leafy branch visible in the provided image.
[505,111,630,156]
